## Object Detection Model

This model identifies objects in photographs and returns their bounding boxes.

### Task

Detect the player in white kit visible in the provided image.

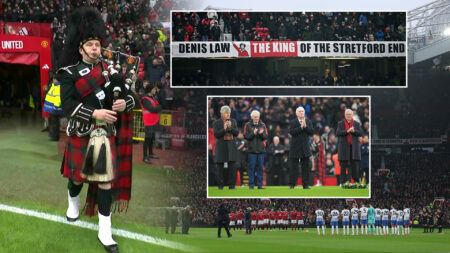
[375,207,382,235]
[350,203,360,235]
[381,207,390,235]
[341,208,350,235]
[397,209,404,235]
[390,205,398,235]
[403,207,411,235]
[315,208,325,235]
[360,204,369,235]
[330,208,340,235]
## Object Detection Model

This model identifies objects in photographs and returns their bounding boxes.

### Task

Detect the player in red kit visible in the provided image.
[283,208,289,231]
[290,209,298,231]
[229,212,236,231]
[236,209,244,231]
[257,209,264,231]
[263,208,269,231]
[269,208,276,231]
[277,209,283,231]
[297,210,305,231]
[251,210,257,231]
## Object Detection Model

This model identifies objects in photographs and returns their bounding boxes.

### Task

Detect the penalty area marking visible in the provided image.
[0,203,198,252]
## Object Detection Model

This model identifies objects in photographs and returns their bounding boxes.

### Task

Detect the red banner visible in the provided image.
[0,34,52,117]
[170,126,187,148]
[5,22,53,40]
[0,21,4,34]
[250,41,298,57]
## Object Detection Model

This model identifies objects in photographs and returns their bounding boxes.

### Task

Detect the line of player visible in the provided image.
[227,203,411,236]
[317,203,410,236]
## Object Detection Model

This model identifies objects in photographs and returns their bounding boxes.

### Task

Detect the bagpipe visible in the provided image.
[98,47,140,107]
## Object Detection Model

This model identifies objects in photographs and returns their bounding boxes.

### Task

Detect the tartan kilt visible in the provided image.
[61,134,117,183]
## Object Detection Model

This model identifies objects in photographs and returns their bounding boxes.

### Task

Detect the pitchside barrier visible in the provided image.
[132,109,205,149]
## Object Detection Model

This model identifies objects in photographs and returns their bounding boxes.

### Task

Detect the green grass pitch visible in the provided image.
[208,186,370,198]
[1,215,448,253]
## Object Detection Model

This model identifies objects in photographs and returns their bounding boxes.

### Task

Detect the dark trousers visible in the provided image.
[48,114,60,140]
[245,220,252,234]
[216,162,236,188]
[248,153,264,187]
[289,157,310,188]
[218,221,231,237]
[182,224,190,234]
[340,160,360,183]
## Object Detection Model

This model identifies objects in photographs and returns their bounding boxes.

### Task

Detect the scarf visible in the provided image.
[344,119,354,145]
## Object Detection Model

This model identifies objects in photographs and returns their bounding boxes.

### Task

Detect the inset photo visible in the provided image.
[172,11,406,87]
[207,96,371,198]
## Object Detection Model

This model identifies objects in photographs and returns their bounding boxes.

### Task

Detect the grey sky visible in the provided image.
[195,0,430,11]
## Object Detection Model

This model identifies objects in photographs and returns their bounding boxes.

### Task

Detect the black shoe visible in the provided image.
[218,236,221,238]
[66,216,78,222]
[257,186,265,190]
[228,234,232,238]
[303,186,311,189]
[229,186,235,190]
[289,186,294,189]
[148,154,159,159]
[218,187,224,190]
[249,186,254,190]
[98,238,119,253]
[143,158,152,164]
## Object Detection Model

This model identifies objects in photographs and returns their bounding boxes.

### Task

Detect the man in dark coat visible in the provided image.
[235,131,248,187]
[244,207,252,234]
[244,110,268,189]
[336,109,363,183]
[217,203,232,238]
[267,136,285,186]
[213,105,239,189]
[288,107,314,189]
[182,205,193,234]
[360,134,369,184]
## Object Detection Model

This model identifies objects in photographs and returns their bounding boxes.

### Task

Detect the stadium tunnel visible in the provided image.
[0,34,52,117]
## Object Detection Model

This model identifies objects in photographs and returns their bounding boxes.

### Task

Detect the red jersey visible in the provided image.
[290,211,298,220]
[258,212,264,221]
[251,212,257,220]
[229,213,236,221]
[283,211,289,220]
[269,211,276,220]
[277,211,283,220]
[236,211,243,220]
[297,211,304,220]
[263,210,269,219]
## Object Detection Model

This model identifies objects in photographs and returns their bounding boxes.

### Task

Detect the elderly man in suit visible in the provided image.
[213,105,239,190]
[288,107,314,189]
[336,109,363,184]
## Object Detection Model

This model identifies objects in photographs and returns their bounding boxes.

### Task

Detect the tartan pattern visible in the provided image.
[61,61,133,217]
[224,120,234,140]
[314,141,325,184]
[83,113,133,216]
[74,62,106,99]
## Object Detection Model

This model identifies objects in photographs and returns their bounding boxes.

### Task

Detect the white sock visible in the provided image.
[317,226,320,235]
[336,226,339,235]
[352,225,354,235]
[98,212,117,246]
[331,226,334,235]
[356,226,359,235]
[322,226,325,235]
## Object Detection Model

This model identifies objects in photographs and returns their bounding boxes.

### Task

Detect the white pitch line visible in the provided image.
[0,203,199,252]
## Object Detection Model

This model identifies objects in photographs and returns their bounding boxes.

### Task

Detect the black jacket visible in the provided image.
[218,204,230,224]
[288,118,314,159]
[268,143,285,169]
[213,118,239,163]
[244,120,268,154]
[336,120,363,161]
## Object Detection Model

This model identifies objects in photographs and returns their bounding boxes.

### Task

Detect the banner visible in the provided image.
[172,41,406,58]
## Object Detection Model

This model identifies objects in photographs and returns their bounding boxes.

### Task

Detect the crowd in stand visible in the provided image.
[174,70,405,87]
[173,11,406,42]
